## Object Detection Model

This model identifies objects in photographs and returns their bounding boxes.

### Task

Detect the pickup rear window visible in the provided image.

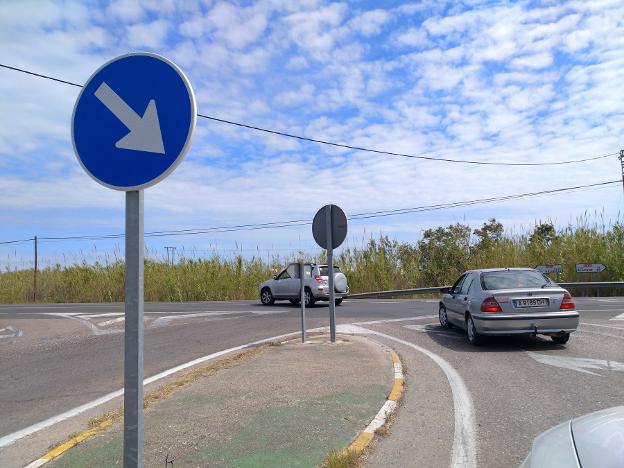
[318,266,341,276]
[481,270,551,290]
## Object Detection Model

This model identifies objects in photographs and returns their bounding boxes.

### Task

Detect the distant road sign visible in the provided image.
[576,263,607,273]
[312,205,348,250]
[72,52,197,191]
[535,264,563,274]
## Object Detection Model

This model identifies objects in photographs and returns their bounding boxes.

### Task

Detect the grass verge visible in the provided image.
[324,448,360,468]
[43,346,267,462]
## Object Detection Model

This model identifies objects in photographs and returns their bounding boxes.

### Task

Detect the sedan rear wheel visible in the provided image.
[260,288,274,305]
[439,304,451,328]
[466,314,482,346]
[551,332,570,345]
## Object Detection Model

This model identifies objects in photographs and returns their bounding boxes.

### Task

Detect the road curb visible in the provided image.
[341,349,404,459]
[24,419,113,468]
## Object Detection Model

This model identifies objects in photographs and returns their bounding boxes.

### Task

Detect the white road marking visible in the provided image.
[97,317,126,327]
[0,330,301,448]
[39,312,83,316]
[579,309,624,312]
[582,322,624,331]
[577,329,624,341]
[43,313,117,335]
[0,325,24,339]
[151,311,242,327]
[527,352,624,376]
[250,310,291,315]
[80,313,124,319]
[338,324,476,468]
[353,315,437,325]
[610,313,624,321]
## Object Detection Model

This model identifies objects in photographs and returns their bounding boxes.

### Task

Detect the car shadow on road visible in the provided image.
[422,324,569,353]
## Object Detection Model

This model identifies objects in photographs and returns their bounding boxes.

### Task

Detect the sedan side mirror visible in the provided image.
[273,275,277,280]
[440,287,451,294]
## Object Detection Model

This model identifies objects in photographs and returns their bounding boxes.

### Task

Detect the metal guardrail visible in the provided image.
[558,282,624,289]
[348,282,624,299]
[348,286,451,299]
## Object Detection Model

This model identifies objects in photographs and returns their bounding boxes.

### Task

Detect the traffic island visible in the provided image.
[43,334,394,467]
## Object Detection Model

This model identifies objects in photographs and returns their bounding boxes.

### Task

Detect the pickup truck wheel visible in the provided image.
[304,288,315,307]
[260,288,274,305]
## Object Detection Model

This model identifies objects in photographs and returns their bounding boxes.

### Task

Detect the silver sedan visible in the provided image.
[521,406,624,467]
[439,268,579,345]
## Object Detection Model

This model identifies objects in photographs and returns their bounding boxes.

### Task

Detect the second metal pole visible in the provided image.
[124,190,144,467]
[326,206,336,342]
[33,235,38,302]
[300,262,306,343]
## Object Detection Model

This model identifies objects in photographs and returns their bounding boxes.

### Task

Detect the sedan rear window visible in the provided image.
[481,270,551,290]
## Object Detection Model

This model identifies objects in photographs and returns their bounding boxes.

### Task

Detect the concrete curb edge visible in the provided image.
[341,349,405,459]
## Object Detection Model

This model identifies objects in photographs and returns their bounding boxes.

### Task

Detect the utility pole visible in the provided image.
[33,236,38,302]
[164,246,176,265]
[620,150,624,194]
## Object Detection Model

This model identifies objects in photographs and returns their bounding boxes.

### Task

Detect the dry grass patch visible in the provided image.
[324,448,360,468]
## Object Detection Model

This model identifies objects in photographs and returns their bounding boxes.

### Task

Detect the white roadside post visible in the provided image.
[71,52,196,467]
[312,204,348,343]
[326,206,336,342]
[300,262,306,343]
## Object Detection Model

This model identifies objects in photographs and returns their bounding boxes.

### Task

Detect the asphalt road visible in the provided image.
[1,297,624,467]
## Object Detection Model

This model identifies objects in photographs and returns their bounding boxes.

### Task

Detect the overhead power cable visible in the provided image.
[0,62,616,167]
[0,237,35,245]
[1,179,617,245]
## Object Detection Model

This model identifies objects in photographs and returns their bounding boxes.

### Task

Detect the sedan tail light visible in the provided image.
[481,297,502,313]
[560,292,576,310]
[314,275,324,283]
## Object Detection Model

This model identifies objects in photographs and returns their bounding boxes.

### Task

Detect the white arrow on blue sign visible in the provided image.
[71,52,196,191]
[576,263,607,273]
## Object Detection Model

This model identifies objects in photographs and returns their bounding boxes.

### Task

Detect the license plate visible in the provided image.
[514,298,548,308]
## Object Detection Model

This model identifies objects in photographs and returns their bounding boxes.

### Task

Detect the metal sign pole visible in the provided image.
[326,206,336,343]
[124,190,144,467]
[300,262,306,343]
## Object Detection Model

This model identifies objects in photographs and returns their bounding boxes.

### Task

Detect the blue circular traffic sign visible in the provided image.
[72,52,197,190]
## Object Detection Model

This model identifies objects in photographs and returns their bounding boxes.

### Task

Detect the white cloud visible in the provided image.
[1,0,623,263]
[509,52,554,69]
[348,9,391,37]
[126,19,169,49]
[106,0,144,22]
[396,28,428,47]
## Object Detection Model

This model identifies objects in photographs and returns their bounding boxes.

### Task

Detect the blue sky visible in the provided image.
[1,0,623,269]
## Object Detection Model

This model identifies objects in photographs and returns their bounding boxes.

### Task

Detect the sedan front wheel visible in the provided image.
[439,305,451,329]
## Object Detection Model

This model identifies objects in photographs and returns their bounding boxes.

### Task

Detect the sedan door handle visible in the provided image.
[463,297,468,301]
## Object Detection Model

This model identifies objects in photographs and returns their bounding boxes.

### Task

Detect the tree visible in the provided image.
[418,223,471,285]
[473,218,503,249]
[530,222,556,244]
